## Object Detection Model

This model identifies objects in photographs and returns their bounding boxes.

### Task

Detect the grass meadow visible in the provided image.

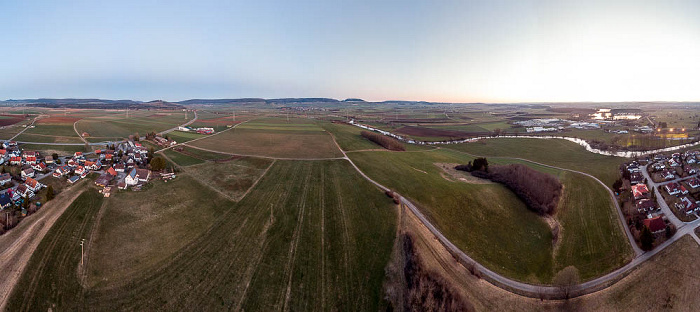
[444,138,626,187]
[348,148,632,283]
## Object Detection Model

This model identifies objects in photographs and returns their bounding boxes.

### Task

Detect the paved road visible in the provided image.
[639,164,686,228]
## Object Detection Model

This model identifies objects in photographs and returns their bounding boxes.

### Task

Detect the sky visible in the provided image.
[1,0,700,103]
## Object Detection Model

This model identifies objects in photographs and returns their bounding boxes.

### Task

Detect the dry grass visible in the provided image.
[182,157,273,200]
[87,176,231,288]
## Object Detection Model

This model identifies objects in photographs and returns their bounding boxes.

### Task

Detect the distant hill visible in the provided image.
[176,98,266,105]
[1,98,181,110]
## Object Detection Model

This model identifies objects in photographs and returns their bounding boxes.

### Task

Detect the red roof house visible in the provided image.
[643,216,666,233]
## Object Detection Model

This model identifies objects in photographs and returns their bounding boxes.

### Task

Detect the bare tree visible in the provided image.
[554,266,580,299]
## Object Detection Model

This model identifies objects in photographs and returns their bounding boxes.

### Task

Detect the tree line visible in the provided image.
[360,131,405,151]
[458,159,563,215]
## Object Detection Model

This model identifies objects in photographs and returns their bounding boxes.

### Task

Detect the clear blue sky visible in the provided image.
[2,0,699,102]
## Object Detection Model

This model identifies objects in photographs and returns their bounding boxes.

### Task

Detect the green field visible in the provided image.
[179,145,234,160]
[24,123,80,137]
[165,130,205,143]
[349,149,555,282]
[443,138,626,187]
[8,160,396,311]
[348,148,632,283]
[554,171,633,279]
[76,114,187,141]
[162,149,205,166]
[15,133,84,143]
[322,121,435,152]
[19,143,91,154]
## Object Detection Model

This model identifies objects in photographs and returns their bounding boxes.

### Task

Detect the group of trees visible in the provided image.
[471,163,563,215]
[150,156,167,171]
[455,158,489,173]
[360,131,405,151]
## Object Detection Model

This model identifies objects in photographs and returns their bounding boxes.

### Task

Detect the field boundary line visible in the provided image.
[238,160,276,202]
[79,200,109,288]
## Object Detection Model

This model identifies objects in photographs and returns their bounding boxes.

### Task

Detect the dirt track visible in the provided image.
[0,182,86,311]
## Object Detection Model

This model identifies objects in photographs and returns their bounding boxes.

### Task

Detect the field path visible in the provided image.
[73,119,89,144]
[8,115,40,141]
[0,182,87,311]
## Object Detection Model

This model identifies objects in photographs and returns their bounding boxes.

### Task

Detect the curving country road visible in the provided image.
[326,131,698,299]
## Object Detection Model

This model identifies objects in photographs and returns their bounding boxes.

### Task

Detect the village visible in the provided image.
[619,149,700,250]
[0,137,175,232]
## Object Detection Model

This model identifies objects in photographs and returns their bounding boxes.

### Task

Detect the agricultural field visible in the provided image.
[348,148,632,283]
[190,119,344,159]
[443,138,626,187]
[0,118,34,140]
[20,143,93,155]
[164,130,205,143]
[178,145,237,161]
[8,160,397,311]
[0,114,28,127]
[14,133,84,144]
[75,110,189,142]
[7,189,104,312]
[180,156,273,200]
[321,122,380,151]
[162,149,205,166]
[88,176,232,287]
[552,171,633,279]
[322,121,434,152]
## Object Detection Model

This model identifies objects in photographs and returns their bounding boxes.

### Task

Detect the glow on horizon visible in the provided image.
[1,1,699,103]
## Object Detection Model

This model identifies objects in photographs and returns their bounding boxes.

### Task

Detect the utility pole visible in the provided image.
[233,109,236,122]
[80,239,85,266]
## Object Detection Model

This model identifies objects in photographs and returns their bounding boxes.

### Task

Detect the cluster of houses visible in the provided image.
[624,160,668,237]
[648,152,700,216]
[631,151,700,217]
[92,141,153,194]
[0,141,47,209]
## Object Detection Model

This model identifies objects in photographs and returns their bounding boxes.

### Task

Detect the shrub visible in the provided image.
[360,131,405,151]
